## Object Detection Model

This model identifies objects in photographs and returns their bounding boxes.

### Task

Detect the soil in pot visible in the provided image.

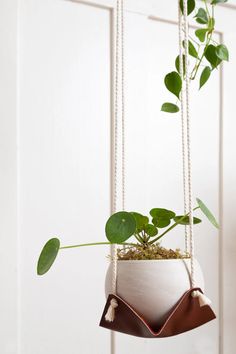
[116,244,189,261]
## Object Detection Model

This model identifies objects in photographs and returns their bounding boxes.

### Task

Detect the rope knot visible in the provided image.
[191,290,212,307]
[105,298,118,322]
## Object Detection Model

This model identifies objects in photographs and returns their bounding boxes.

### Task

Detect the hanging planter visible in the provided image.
[105,258,204,327]
[37,0,229,342]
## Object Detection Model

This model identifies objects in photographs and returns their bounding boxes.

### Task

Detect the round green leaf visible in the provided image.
[37,238,60,275]
[161,102,179,113]
[130,212,149,232]
[194,8,208,24]
[105,211,136,243]
[196,198,219,229]
[180,0,195,15]
[152,217,171,228]
[150,208,176,219]
[183,40,198,59]
[164,71,182,99]
[195,29,208,43]
[144,224,158,237]
[174,216,202,225]
[205,44,222,68]
[215,44,229,61]
[175,54,186,76]
[199,66,211,89]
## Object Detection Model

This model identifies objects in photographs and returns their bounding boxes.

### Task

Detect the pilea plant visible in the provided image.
[161,0,229,113]
[37,198,219,275]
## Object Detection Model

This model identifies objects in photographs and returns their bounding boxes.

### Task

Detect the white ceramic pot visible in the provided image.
[105,259,204,326]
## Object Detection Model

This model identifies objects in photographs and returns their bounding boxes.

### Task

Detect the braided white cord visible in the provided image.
[178,2,188,254]
[111,0,121,298]
[121,0,125,212]
[110,1,121,352]
[183,0,195,287]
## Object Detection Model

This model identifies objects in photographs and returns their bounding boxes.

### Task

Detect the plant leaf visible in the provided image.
[205,44,222,68]
[130,212,149,232]
[199,66,211,89]
[175,54,186,75]
[196,198,219,228]
[215,44,229,61]
[174,216,202,225]
[164,71,182,99]
[194,8,208,24]
[105,211,136,243]
[180,0,195,15]
[161,102,179,113]
[152,217,171,228]
[37,238,60,275]
[211,0,228,4]
[183,40,198,58]
[195,29,208,43]
[150,208,176,219]
[144,224,158,237]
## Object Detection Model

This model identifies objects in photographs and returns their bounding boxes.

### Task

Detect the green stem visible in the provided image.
[60,241,137,250]
[149,206,200,245]
[191,4,214,80]
[190,32,212,80]
[134,233,144,244]
[204,0,210,18]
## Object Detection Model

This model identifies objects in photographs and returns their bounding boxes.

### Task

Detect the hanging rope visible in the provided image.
[107,0,126,343]
[178,2,188,254]
[182,0,195,288]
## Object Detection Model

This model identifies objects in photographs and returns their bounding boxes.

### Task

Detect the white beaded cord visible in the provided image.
[182,0,196,288]
[178,1,189,254]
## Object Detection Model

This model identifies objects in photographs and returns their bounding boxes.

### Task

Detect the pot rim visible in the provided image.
[116,258,192,263]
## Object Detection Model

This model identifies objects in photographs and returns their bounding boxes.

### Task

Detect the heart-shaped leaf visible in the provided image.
[164,71,182,99]
[215,44,229,61]
[183,40,198,59]
[37,238,60,275]
[205,44,222,68]
[175,54,186,76]
[144,224,158,237]
[196,198,219,228]
[174,216,202,225]
[105,211,136,243]
[152,217,171,228]
[180,0,195,15]
[194,8,208,24]
[199,66,211,89]
[161,102,179,113]
[130,212,149,232]
[195,29,208,43]
[150,208,176,219]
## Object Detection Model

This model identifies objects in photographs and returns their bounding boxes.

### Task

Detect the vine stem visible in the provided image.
[60,241,137,250]
[190,3,214,80]
[190,32,212,80]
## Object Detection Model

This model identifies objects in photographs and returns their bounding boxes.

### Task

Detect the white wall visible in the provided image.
[0,1,18,353]
[0,0,236,353]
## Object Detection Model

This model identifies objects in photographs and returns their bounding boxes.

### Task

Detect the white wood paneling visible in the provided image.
[0,0,236,353]
[18,0,111,353]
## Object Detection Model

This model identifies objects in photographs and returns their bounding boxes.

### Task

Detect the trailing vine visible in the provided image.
[161,0,229,113]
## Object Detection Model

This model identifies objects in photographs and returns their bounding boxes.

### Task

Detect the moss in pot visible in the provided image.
[37,198,218,326]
